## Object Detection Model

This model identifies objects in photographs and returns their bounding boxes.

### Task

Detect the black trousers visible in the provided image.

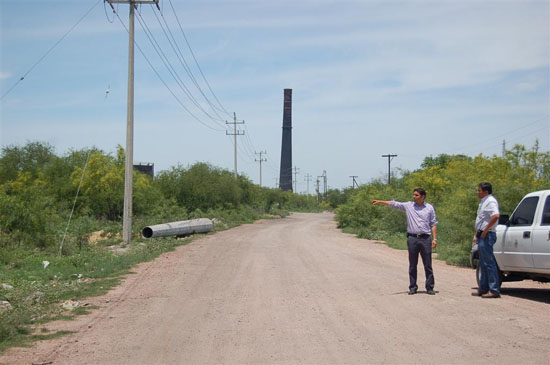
[407,236,434,291]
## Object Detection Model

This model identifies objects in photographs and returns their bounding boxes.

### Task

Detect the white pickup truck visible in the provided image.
[470,189,550,285]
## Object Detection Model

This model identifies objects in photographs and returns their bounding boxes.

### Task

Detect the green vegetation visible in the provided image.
[336,142,550,266]
[0,141,321,352]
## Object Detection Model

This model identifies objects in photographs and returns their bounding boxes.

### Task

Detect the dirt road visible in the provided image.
[2,212,549,364]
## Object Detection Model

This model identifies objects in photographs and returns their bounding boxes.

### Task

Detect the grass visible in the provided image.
[0,231,202,352]
[0,234,204,352]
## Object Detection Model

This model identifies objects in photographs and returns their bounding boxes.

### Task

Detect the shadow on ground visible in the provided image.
[501,287,550,304]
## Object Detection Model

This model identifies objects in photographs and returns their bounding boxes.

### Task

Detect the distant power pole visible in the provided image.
[317,171,327,198]
[349,175,359,189]
[293,166,300,193]
[304,173,312,195]
[381,154,397,184]
[315,177,321,200]
[255,151,267,187]
[107,0,160,245]
[226,112,245,178]
[322,170,327,197]
[502,140,506,158]
[274,178,279,188]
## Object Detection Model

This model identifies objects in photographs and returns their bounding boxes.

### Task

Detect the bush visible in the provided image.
[335,142,550,266]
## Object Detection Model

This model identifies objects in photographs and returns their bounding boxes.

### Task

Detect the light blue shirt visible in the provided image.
[390,200,438,235]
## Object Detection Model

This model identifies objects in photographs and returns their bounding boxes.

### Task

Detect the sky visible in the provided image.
[1,0,549,192]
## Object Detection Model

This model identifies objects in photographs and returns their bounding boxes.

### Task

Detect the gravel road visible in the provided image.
[2,212,549,364]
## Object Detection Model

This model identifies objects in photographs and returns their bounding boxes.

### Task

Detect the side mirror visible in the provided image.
[498,214,510,226]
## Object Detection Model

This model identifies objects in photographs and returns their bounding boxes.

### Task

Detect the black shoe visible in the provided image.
[427,289,435,295]
[408,288,417,295]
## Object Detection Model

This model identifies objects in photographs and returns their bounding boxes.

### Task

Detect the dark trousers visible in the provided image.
[407,236,434,291]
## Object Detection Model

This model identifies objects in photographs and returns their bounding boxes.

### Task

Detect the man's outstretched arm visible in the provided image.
[372,200,392,206]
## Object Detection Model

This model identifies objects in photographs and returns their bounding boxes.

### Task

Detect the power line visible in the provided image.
[167,0,231,117]
[114,10,225,132]
[135,10,226,128]
[1,0,102,100]
[151,6,226,122]
[443,115,549,155]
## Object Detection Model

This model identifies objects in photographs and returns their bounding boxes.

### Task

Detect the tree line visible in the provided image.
[0,142,319,252]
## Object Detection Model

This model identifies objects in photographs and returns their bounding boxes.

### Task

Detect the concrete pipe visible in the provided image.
[142,218,213,239]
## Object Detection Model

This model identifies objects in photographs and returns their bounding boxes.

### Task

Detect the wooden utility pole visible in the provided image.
[107,0,159,244]
[381,154,397,185]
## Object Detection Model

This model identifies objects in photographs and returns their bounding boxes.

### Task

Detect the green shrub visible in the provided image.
[335,142,550,267]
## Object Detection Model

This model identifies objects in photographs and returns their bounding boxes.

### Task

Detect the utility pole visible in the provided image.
[323,170,328,199]
[255,151,267,187]
[317,171,327,198]
[293,166,300,193]
[304,173,312,195]
[502,140,506,158]
[315,177,321,200]
[274,178,279,188]
[349,175,359,189]
[226,112,244,178]
[322,170,327,198]
[107,0,159,245]
[381,154,397,185]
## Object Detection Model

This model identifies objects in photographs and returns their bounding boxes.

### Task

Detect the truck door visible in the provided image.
[500,196,538,269]
[532,194,550,270]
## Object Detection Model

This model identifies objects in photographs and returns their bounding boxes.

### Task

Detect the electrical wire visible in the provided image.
[58,150,92,256]
[1,0,102,101]
[167,0,231,117]
[104,0,115,23]
[442,115,549,155]
[135,10,226,128]
[153,5,226,122]
[399,115,549,158]
[114,10,225,132]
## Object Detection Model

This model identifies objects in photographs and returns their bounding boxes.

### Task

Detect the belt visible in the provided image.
[407,233,430,239]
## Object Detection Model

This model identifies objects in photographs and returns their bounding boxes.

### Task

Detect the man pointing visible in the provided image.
[372,188,438,295]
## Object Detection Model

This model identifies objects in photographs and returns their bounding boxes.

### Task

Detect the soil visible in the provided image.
[2,212,549,364]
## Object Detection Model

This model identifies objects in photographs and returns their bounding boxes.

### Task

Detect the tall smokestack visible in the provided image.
[279,89,293,191]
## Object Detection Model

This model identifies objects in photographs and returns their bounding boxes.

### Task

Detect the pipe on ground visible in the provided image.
[142,218,213,239]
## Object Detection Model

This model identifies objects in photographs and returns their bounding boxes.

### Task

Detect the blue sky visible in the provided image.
[1,0,549,191]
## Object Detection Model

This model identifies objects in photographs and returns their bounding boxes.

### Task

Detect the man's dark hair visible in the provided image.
[414,188,426,197]
[478,182,492,194]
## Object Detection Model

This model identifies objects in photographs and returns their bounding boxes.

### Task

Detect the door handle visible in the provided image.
[523,231,531,239]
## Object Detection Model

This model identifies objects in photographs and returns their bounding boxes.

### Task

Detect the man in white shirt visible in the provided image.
[472,182,501,298]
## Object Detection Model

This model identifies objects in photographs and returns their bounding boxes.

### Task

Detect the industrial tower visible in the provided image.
[279,89,293,191]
